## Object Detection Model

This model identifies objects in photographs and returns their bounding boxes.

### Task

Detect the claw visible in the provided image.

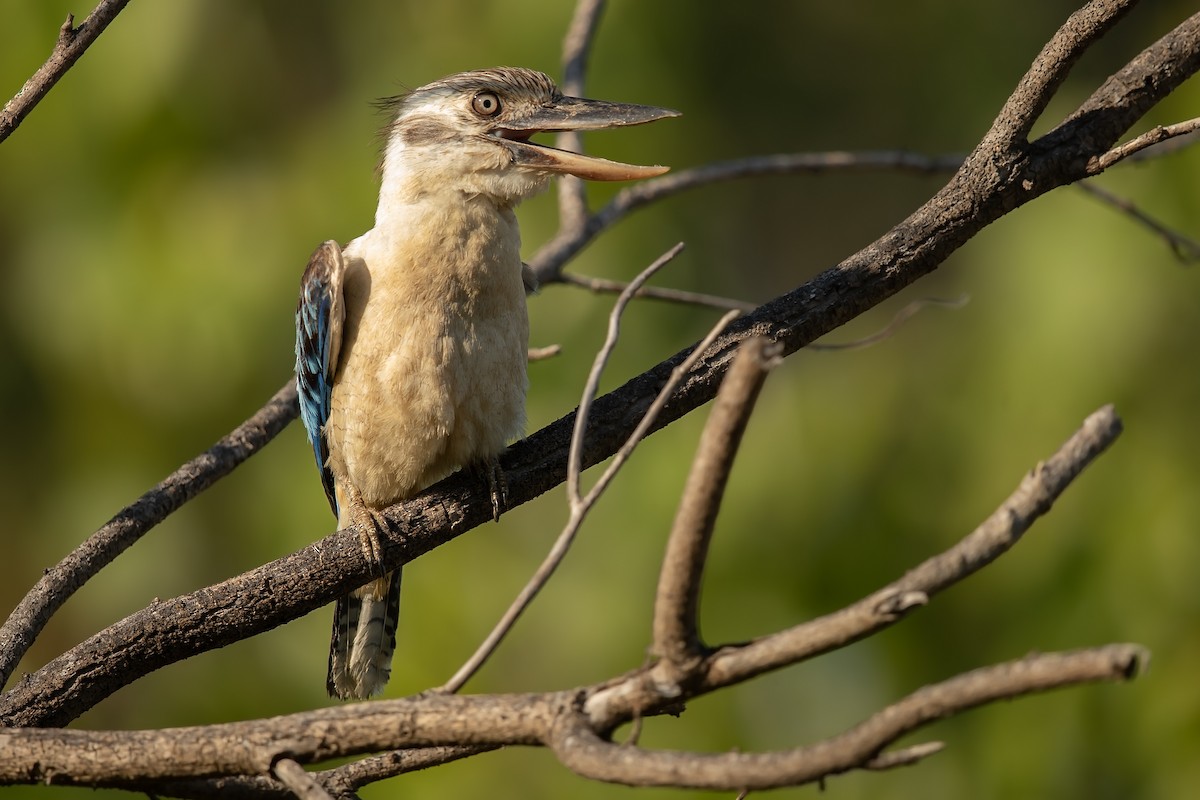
[346,485,388,581]
[475,457,508,522]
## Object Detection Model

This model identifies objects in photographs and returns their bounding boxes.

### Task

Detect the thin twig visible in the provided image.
[528,344,564,361]
[0,0,134,144]
[652,337,780,673]
[807,295,970,351]
[530,151,966,282]
[569,242,688,506]
[1088,116,1200,172]
[0,381,298,689]
[865,742,945,771]
[1076,181,1200,263]
[559,271,756,312]
[438,243,734,693]
[320,746,496,796]
[555,0,608,233]
[140,746,497,799]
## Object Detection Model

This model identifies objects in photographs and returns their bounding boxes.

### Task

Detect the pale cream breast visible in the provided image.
[325,196,529,509]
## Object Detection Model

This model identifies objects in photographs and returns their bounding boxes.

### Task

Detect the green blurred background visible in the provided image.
[2,1,1198,798]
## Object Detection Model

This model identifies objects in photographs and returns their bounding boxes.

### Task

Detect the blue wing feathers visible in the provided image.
[295,241,345,516]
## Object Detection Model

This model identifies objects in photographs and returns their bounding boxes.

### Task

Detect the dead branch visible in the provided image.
[550,646,1145,790]
[0,0,132,144]
[1077,181,1200,262]
[0,3,1191,796]
[652,337,780,673]
[439,244,740,693]
[0,646,1144,791]
[0,403,1137,791]
[555,0,607,232]
[0,381,298,690]
[2,0,1193,733]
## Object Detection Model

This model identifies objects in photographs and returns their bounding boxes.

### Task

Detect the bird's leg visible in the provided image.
[345,483,388,581]
[473,456,508,522]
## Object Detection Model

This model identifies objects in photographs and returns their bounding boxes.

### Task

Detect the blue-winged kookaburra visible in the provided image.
[295,67,677,699]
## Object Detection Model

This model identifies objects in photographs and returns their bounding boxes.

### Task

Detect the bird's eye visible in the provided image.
[471,92,502,117]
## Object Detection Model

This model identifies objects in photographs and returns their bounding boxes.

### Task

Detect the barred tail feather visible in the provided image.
[327,568,402,699]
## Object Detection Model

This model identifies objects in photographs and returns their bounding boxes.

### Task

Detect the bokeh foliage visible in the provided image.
[1,1,1198,798]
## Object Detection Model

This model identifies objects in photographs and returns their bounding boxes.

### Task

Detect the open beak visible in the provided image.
[495,97,680,181]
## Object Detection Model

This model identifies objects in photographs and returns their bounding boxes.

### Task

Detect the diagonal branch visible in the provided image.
[3,1,1195,731]
[440,246,741,693]
[0,381,298,690]
[583,405,1123,728]
[697,405,1123,693]
[0,0,133,144]
[983,0,1138,148]
[0,406,1140,792]
[1077,181,1200,262]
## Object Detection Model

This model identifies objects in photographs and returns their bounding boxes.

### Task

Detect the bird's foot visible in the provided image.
[474,457,508,522]
[347,489,388,581]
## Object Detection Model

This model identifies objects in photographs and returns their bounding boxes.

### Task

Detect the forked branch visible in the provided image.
[3,0,1195,731]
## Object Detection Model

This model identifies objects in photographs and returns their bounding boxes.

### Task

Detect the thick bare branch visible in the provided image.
[551,645,1145,790]
[4,1,1195,728]
[0,0,133,144]
[0,644,1145,790]
[984,0,1138,148]
[652,337,780,672]
[0,381,298,690]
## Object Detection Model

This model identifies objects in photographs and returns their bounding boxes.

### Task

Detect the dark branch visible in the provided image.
[3,2,1195,728]
[0,381,297,690]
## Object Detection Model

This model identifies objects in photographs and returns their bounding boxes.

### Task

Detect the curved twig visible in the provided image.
[652,337,780,672]
[552,646,1145,790]
[439,245,746,693]
[4,2,1196,729]
[529,150,966,282]
[0,404,1141,792]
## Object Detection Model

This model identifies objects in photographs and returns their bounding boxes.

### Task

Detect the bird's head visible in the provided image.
[379,67,679,205]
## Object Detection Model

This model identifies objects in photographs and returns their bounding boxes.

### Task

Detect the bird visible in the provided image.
[294,67,678,700]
